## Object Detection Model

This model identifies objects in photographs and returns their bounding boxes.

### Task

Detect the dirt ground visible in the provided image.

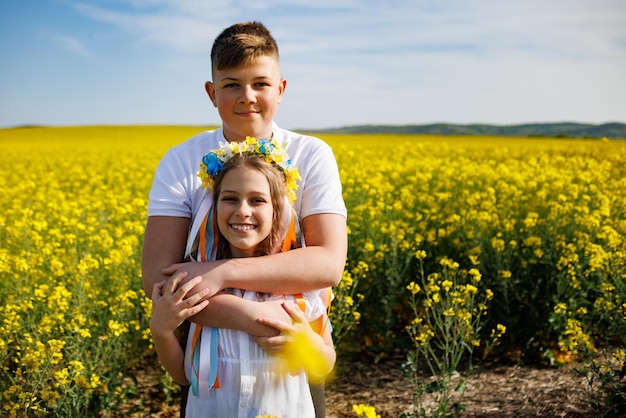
[324,356,595,417]
[130,354,600,417]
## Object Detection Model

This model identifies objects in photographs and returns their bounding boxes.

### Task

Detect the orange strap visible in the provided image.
[281,211,299,252]
[294,293,328,335]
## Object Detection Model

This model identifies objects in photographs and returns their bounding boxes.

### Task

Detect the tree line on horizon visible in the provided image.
[311,122,626,139]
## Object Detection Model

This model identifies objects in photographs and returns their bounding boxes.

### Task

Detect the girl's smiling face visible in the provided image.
[216,166,274,258]
[206,55,286,142]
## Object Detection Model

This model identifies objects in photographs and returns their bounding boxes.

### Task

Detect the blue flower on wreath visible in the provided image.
[258,138,274,155]
[203,152,223,177]
[198,136,301,202]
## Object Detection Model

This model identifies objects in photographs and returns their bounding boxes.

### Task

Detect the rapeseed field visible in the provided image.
[1,126,624,416]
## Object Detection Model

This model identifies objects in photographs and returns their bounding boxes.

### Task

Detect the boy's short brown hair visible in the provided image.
[211,21,279,75]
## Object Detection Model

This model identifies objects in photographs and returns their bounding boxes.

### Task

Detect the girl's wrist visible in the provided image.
[149,323,177,340]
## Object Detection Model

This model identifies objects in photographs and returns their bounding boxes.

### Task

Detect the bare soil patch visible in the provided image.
[325,356,594,417]
[129,355,597,417]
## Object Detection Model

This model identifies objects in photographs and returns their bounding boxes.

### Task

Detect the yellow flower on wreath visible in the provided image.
[198,137,301,203]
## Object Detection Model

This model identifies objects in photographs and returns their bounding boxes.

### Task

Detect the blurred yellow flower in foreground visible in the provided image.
[277,329,334,384]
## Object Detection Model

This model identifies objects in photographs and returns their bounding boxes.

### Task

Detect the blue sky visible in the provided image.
[1,0,625,129]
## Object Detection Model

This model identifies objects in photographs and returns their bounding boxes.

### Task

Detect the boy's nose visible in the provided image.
[239,85,256,103]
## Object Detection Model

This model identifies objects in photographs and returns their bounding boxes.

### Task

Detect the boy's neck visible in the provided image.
[223,129,274,143]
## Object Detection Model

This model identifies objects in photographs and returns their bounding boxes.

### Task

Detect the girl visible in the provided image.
[149,138,335,418]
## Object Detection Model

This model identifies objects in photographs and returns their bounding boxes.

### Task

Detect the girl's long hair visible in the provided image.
[211,153,288,260]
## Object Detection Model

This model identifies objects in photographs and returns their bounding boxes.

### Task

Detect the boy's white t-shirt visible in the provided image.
[147,123,347,222]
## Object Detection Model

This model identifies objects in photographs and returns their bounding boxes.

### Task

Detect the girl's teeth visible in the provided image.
[232,224,255,231]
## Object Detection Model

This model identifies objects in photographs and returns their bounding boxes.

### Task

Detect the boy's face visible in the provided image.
[206,55,286,142]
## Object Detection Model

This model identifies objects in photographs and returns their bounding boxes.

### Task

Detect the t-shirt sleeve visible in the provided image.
[147,149,193,218]
[298,141,347,220]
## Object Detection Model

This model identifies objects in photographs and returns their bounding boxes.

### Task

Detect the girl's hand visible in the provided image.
[256,302,335,380]
[255,301,315,353]
[150,271,209,337]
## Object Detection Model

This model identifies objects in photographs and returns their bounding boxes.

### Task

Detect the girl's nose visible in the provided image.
[234,201,252,217]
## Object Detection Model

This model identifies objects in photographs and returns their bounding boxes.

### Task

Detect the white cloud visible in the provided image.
[3,0,624,127]
[72,1,226,53]
[70,0,626,65]
[50,33,92,57]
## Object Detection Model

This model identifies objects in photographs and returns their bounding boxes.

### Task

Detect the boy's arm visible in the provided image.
[141,216,190,298]
[142,216,296,335]
[165,212,348,296]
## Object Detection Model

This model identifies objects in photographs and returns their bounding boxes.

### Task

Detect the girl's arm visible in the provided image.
[150,272,209,385]
[199,293,291,336]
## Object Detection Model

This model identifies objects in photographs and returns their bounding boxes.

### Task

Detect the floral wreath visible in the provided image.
[198,136,301,203]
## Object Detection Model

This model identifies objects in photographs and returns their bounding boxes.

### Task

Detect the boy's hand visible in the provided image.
[162,262,225,299]
[150,271,209,337]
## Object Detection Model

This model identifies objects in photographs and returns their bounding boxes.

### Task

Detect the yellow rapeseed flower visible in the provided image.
[406,282,421,295]
[352,404,381,418]
[469,268,482,282]
[54,368,71,386]
[465,284,478,294]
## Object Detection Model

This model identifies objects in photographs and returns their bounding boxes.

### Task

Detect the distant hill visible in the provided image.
[311,122,626,139]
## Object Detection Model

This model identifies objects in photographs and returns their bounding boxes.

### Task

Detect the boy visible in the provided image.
[142,21,347,416]
[151,144,336,416]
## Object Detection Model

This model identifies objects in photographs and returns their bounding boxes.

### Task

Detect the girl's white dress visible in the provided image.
[183,288,327,418]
